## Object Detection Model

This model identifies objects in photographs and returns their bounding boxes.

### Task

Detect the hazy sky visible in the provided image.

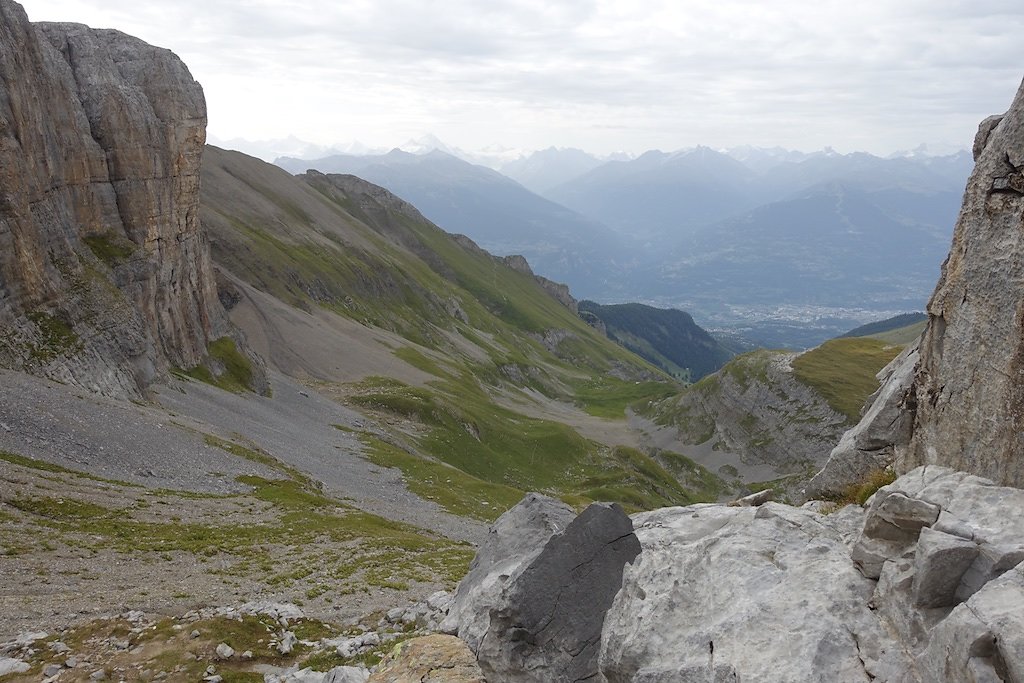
[18,0,1024,157]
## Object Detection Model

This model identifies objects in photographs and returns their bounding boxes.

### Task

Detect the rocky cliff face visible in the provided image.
[904,81,1024,486]
[0,1,234,396]
[653,349,849,484]
[812,77,1024,492]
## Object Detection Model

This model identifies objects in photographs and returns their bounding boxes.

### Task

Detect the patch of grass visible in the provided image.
[835,468,898,506]
[791,338,903,424]
[723,350,775,391]
[357,433,523,521]
[204,434,308,482]
[83,232,135,267]
[179,337,255,393]
[347,376,724,512]
[572,377,678,419]
[394,346,450,378]
[6,474,472,588]
[25,311,82,363]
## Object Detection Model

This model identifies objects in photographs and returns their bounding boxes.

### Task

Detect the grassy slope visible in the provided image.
[867,320,927,345]
[200,148,721,515]
[791,337,903,423]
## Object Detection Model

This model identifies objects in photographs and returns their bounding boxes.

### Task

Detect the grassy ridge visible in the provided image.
[791,337,903,424]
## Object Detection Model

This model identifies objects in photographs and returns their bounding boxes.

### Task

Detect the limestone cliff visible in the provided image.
[813,77,1024,492]
[0,1,245,396]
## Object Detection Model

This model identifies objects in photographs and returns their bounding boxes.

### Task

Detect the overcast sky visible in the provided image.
[18,0,1024,158]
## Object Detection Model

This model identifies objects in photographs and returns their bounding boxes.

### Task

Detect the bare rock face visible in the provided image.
[901,78,1024,488]
[0,1,237,396]
[810,76,1024,491]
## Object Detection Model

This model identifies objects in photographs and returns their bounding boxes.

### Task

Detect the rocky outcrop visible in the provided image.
[661,350,849,479]
[442,494,641,683]
[816,76,1024,490]
[806,344,919,498]
[502,254,578,313]
[448,469,1024,681]
[901,79,1024,488]
[0,1,252,396]
[600,502,901,682]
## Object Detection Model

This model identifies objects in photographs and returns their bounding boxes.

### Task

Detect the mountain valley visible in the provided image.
[2,1,1023,681]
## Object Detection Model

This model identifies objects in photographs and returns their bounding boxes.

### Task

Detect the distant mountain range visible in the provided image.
[275,141,972,348]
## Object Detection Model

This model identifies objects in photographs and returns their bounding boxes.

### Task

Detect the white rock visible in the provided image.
[215,642,235,660]
[322,665,370,683]
[0,658,29,676]
[599,503,908,682]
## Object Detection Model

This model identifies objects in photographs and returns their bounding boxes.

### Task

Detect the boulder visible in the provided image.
[440,493,576,643]
[368,635,484,683]
[445,494,640,683]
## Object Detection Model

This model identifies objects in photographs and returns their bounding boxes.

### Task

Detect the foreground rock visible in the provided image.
[443,494,640,682]
[447,468,1024,682]
[0,0,262,396]
[601,502,895,682]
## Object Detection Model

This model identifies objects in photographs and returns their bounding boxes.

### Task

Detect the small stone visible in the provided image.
[65,657,79,668]
[215,643,235,660]
[240,650,253,660]
[206,665,216,674]
[277,631,297,655]
[50,641,70,654]
[89,670,107,681]
[43,663,62,677]
[386,608,405,623]
[190,630,201,639]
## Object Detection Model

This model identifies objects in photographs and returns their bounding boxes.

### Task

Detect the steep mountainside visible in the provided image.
[811,77,1024,494]
[0,3,253,397]
[202,146,725,513]
[577,300,733,381]
[274,149,625,299]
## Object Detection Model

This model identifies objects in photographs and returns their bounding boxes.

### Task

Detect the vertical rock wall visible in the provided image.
[0,0,228,396]
[903,79,1024,487]
[810,76,1024,493]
